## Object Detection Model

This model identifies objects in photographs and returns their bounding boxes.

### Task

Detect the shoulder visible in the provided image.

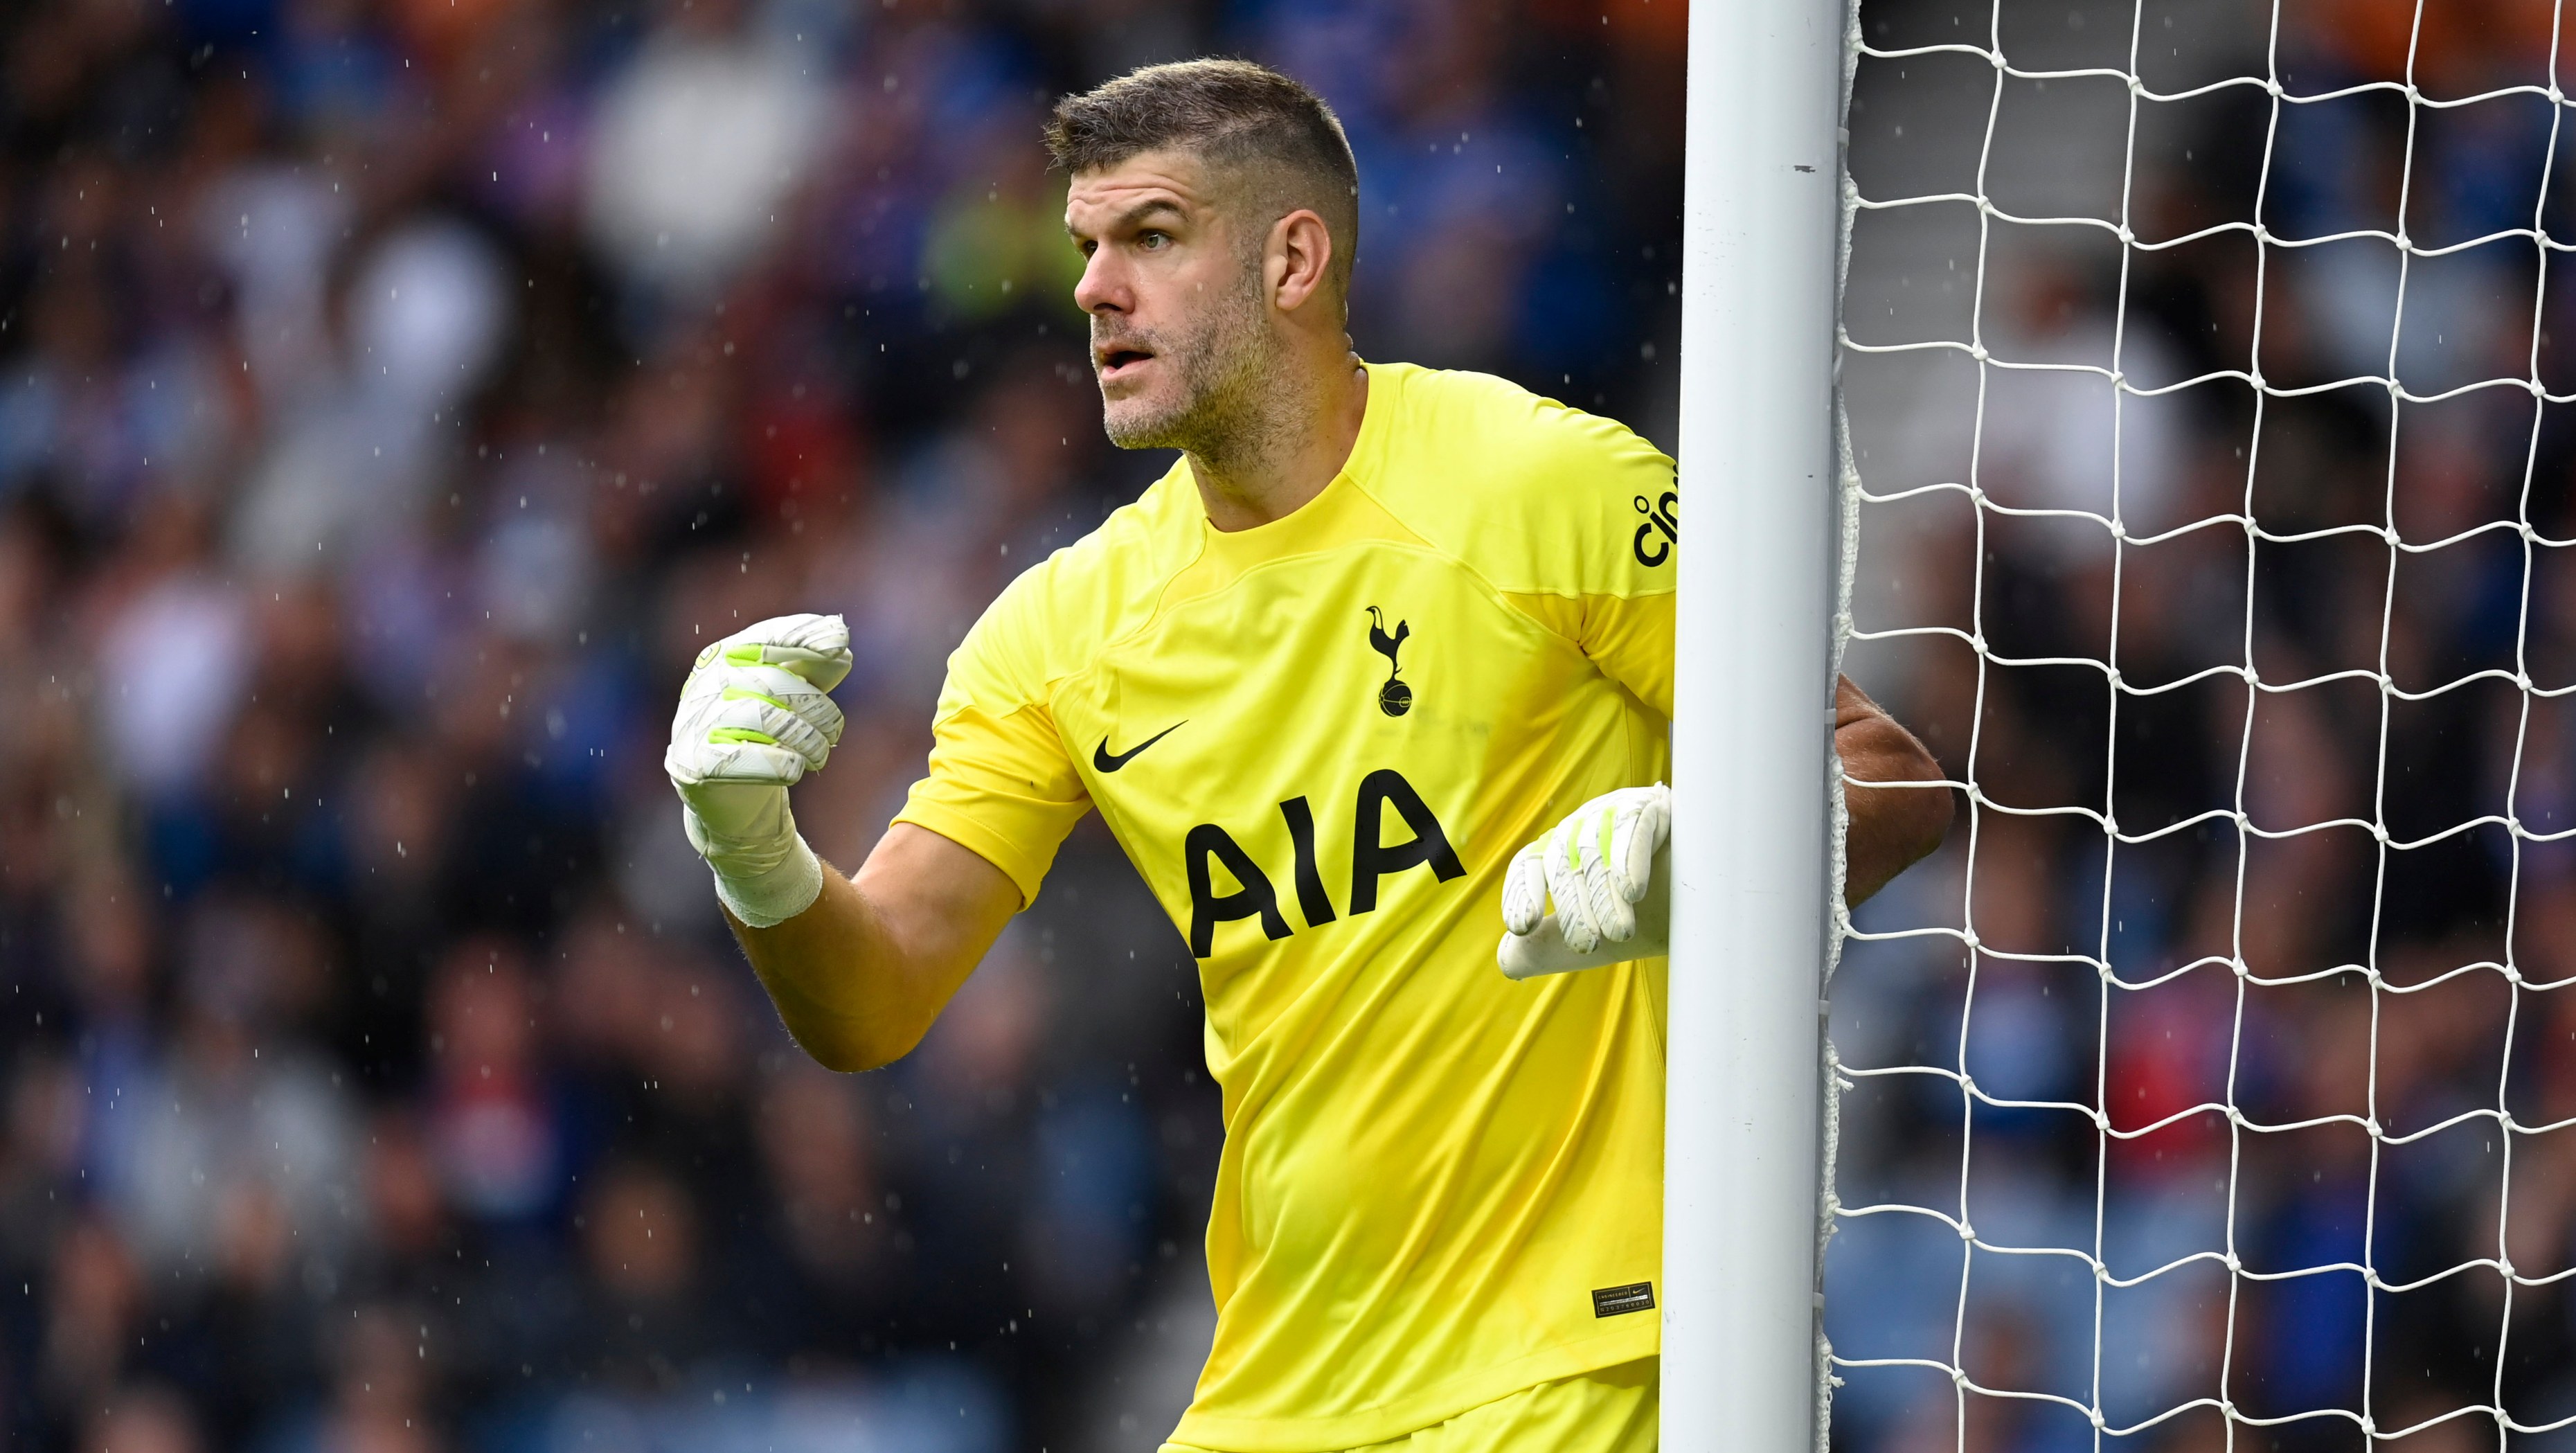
[1368,362,1669,477]
[1355,362,1676,596]
[946,462,1201,708]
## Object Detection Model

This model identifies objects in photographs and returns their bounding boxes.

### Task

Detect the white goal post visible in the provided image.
[1667,0,1848,1449]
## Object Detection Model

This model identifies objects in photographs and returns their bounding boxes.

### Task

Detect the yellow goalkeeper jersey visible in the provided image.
[895,360,1677,1452]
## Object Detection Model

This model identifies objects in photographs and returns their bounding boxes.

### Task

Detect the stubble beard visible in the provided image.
[1097,267,1292,472]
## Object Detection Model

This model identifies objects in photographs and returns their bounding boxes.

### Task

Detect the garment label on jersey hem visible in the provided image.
[1591,1281,1655,1318]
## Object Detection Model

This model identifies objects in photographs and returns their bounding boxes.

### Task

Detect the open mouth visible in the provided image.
[1095,346,1155,381]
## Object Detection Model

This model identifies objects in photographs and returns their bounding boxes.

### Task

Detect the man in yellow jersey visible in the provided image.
[661,59,1951,1453]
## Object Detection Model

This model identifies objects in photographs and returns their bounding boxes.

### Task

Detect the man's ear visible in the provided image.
[1269,208,1335,314]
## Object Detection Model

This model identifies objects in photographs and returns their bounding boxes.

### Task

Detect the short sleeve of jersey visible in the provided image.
[1361,366,1679,720]
[893,570,1091,907]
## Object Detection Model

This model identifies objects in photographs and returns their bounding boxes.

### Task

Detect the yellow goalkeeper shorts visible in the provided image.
[1159,1357,1658,1453]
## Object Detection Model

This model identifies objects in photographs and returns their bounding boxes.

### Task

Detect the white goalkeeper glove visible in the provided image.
[664,613,852,928]
[1497,783,1671,981]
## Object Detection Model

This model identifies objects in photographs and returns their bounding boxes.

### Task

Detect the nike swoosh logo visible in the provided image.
[1094,722,1184,773]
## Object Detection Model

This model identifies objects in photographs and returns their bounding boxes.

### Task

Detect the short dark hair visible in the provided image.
[1046,59,1360,301]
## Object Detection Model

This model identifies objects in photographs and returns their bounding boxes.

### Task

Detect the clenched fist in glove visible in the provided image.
[1496,783,1670,981]
[665,614,852,927]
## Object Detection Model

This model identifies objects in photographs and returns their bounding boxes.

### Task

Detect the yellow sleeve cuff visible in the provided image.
[892,794,1061,911]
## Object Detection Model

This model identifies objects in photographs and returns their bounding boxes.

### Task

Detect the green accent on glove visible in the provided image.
[707,726,780,745]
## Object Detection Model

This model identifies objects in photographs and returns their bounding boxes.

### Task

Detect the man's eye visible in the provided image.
[1078,239,1098,257]
[1138,232,1168,250]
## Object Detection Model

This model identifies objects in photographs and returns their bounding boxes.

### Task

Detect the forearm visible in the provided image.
[1834,676,1953,906]
[726,868,915,1073]
[723,824,1018,1073]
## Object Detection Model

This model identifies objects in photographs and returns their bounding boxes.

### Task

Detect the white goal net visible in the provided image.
[1826,1,2576,1450]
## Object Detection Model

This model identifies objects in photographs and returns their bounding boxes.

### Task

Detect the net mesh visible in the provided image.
[1825,1,2576,1449]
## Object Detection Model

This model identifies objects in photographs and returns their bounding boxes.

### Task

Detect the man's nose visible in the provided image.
[1073,249,1125,316]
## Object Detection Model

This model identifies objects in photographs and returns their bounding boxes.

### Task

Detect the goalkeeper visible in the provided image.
[664,59,1950,1453]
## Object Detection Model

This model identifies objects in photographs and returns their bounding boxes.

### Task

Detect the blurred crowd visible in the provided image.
[0,0,1686,1447]
[1831,3,2576,1452]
